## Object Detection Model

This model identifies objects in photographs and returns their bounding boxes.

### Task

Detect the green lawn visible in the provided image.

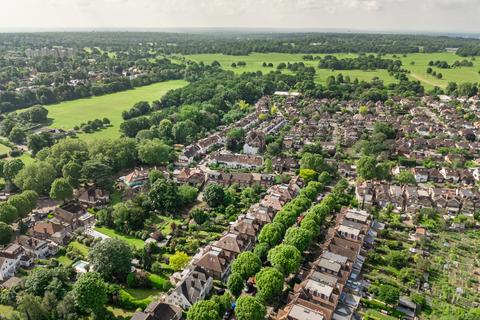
[45,80,187,142]
[107,306,134,318]
[185,52,480,90]
[0,143,11,156]
[57,254,73,266]
[94,226,145,249]
[68,241,89,256]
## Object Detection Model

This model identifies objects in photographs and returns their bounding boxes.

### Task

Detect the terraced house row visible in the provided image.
[131,177,303,320]
[276,208,382,320]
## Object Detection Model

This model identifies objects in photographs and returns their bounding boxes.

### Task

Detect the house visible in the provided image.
[412,167,429,183]
[0,244,30,281]
[131,301,183,320]
[355,182,373,210]
[16,236,51,259]
[243,131,266,155]
[165,270,213,309]
[213,233,253,256]
[277,301,328,320]
[440,168,460,183]
[210,152,263,169]
[32,221,69,244]
[53,201,95,231]
[173,167,205,185]
[194,246,232,281]
[338,163,356,178]
[122,167,151,188]
[77,186,109,208]
[271,156,299,172]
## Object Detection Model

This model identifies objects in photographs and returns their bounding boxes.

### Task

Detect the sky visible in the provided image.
[1,0,479,33]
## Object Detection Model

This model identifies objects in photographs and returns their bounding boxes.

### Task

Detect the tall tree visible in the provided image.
[72,272,107,315]
[50,178,74,202]
[235,296,266,320]
[88,238,132,281]
[231,251,261,280]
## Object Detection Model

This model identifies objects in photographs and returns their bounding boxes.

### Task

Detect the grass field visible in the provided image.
[185,52,480,90]
[94,226,145,249]
[0,143,10,156]
[45,80,187,142]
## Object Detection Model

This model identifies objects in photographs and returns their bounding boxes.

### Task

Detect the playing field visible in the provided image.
[185,52,480,89]
[46,80,187,142]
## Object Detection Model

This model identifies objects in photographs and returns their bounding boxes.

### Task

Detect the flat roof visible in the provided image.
[345,211,368,222]
[305,279,334,298]
[289,304,325,320]
[322,251,348,264]
[338,225,360,236]
[318,258,341,273]
[310,271,338,287]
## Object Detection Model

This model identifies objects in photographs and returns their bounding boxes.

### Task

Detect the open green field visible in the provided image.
[45,80,187,142]
[95,226,145,249]
[185,52,480,90]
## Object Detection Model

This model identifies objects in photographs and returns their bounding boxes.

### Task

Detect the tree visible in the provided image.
[203,183,225,208]
[299,168,317,181]
[88,238,132,281]
[9,126,26,143]
[138,139,176,165]
[256,267,284,303]
[17,293,48,320]
[191,208,209,224]
[187,300,221,320]
[377,284,400,305]
[211,292,233,316]
[235,296,266,320]
[7,194,31,218]
[81,160,113,190]
[227,272,244,297]
[258,222,284,247]
[148,178,180,213]
[14,161,56,195]
[267,244,302,276]
[62,161,82,187]
[179,184,199,207]
[0,222,12,245]
[3,159,24,185]
[231,251,261,280]
[225,128,246,152]
[169,251,190,271]
[72,272,107,314]
[22,190,39,210]
[253,242,270,261]
[396,170,416,185]
[300,152,325,173]
[50,178,73,202]
[356,156,378,181]
[284,226,313,252]
[0,202,17,224]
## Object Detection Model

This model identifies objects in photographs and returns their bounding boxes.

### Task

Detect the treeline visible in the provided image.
[428,59,474,69]
[317,54,402,70]
[1,32,479,56]
[0,58,184,114]
[457,46,480,57]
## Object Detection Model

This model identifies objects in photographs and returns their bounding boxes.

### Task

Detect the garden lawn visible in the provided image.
[107,306,134,318]
[94,226,145,249]
[68,241,89,256]
[45,80,187,142]
[185,52,480,90]
[0,143,11,156]
[56,255,73,266]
